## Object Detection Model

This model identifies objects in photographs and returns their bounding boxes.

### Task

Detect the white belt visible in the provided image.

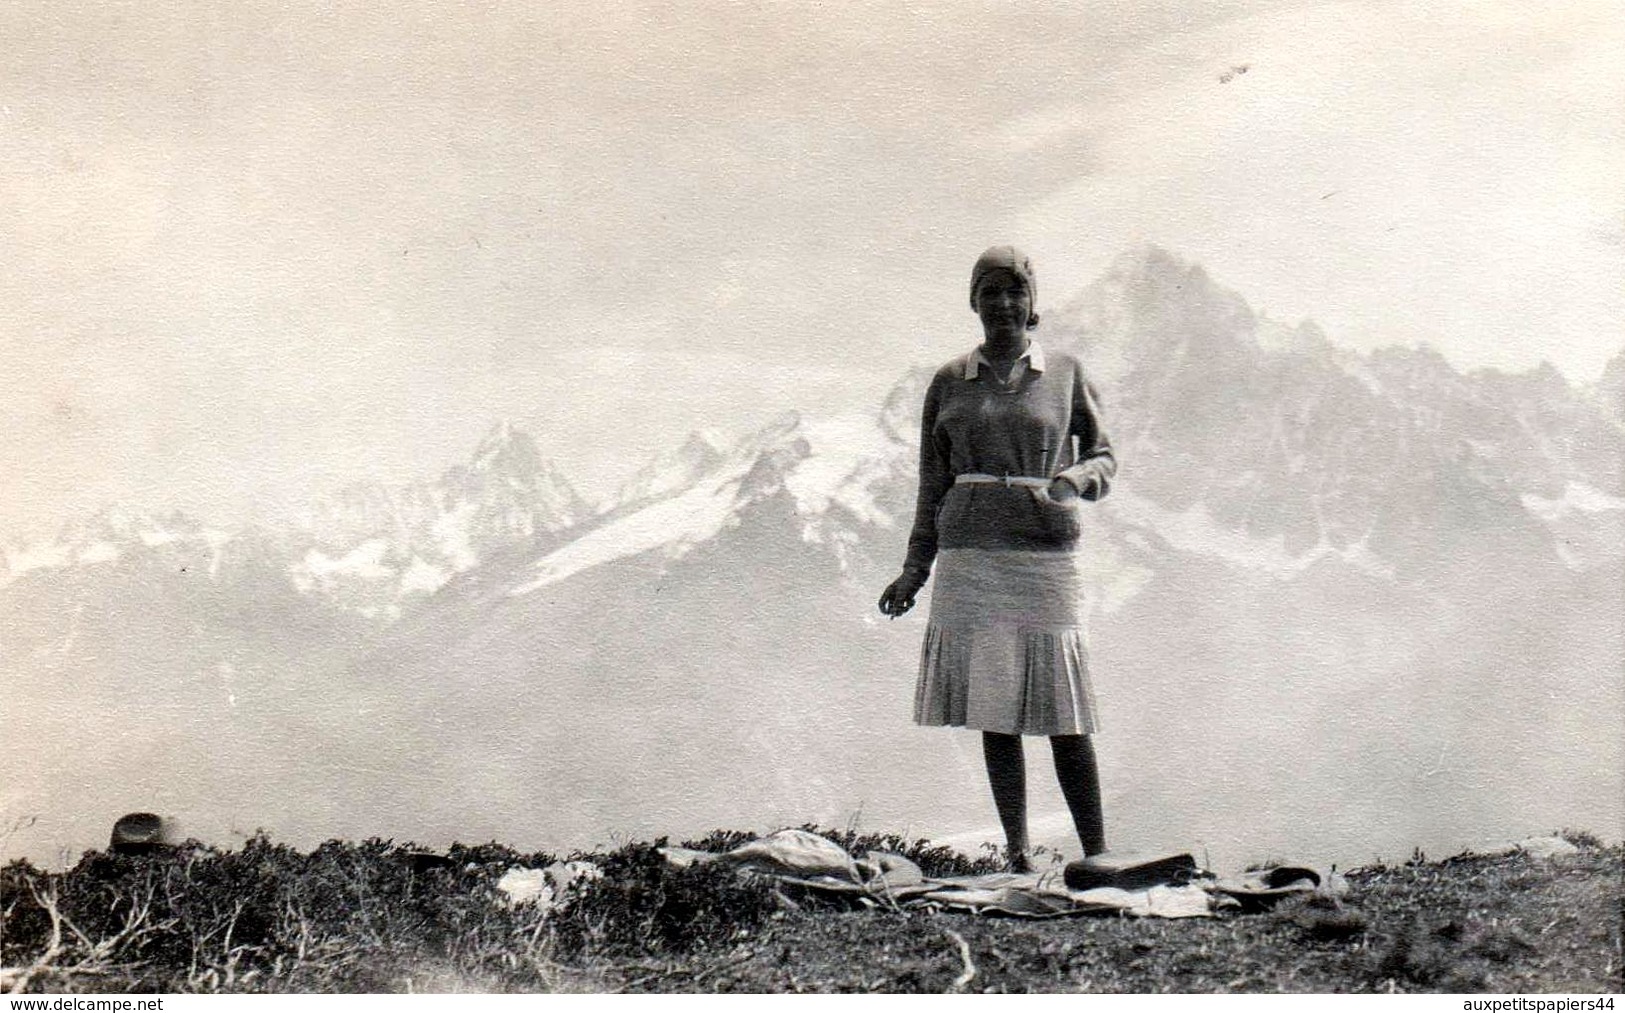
[955,473,1050,488]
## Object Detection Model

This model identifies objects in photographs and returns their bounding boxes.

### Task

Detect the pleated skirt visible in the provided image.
[913,547,1099,736]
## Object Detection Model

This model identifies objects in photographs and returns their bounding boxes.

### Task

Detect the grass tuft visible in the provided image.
[1557,828,1604,851]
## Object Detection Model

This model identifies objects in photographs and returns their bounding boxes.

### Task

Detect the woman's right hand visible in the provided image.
[878,570,926,618]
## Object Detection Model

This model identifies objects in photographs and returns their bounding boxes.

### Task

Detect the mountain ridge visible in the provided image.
[7,246,1620,599]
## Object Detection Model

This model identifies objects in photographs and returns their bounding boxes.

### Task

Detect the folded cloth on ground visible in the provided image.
[1205,865,1346,912]
[497,860,604,912]
[658,829,1216,919]
[660,829,864,880]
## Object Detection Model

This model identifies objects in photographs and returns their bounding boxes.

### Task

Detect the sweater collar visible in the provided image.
[965,339,1045,380]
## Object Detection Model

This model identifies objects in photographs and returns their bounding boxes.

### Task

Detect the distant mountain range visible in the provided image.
[5,248,1621,868]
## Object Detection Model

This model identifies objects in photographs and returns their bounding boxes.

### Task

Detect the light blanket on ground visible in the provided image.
[657,829,1342,920]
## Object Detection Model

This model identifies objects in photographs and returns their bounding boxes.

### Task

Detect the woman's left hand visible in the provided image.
[1046,477,1080,502]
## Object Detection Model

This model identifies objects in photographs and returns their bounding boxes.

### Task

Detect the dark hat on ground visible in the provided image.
[110,812,166,855]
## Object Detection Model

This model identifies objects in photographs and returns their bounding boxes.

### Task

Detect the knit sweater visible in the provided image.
[902,340,1116,578]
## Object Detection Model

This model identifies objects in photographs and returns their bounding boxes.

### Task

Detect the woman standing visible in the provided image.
[878,245,1116,874]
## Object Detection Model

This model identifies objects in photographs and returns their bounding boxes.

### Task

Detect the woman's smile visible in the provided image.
[973,270,1033,337]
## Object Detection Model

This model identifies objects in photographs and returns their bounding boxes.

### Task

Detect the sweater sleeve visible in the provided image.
[902,373,952,578]
[1057,370,1116,501]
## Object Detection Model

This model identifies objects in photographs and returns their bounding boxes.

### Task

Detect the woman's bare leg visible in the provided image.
[981,731,1030,871]
[1050,734,1107,857]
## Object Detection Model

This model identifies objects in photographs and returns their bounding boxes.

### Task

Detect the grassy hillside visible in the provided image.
[1,828,1618,994]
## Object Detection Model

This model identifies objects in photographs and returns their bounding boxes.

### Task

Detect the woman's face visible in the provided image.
[974,269,1032,334]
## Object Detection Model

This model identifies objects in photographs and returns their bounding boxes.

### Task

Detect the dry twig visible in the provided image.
[945,929,977,990]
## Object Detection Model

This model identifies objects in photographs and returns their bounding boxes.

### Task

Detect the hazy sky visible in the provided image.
[4,0,1621,540]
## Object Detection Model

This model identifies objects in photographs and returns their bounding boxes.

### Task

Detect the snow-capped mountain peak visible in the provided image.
[469,419,544,483]
[59,502,201,546]
[447,421,588,526]
[1047,244,1259,390]
[278,422,592,619]
[512,413,815,595]
[3,504,218,585]
[1591,346,1625,423]
[614,428,734,508]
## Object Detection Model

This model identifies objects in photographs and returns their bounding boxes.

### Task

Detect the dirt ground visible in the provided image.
[3,835,1618,994]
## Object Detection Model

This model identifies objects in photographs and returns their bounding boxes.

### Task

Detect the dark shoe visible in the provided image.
[1063,850,1197,891]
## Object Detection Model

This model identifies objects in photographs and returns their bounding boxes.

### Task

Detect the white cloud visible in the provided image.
[1020,1,1624,379]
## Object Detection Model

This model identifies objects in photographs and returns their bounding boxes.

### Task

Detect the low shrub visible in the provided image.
[0,836,571,992]
[548,840,777,961]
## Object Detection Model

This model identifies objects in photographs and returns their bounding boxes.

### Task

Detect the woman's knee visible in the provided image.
[983,731,1024,753]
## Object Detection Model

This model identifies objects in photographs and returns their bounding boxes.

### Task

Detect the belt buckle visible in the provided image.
[1001,474,1013,488]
